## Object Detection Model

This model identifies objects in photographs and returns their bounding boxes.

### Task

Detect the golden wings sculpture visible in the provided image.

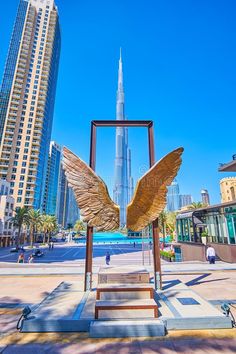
[63,147,184,232]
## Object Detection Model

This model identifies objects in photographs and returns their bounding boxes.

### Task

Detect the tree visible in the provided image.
[159,211,167,244]
[47,215,57,241]
[74,220,85,233]
[67,223,73,232]
[41,215,57,243]
[10,207,28,247]
[26,209,42,246]
[187,202,207,210]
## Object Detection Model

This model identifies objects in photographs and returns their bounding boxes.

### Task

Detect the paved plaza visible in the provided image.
[0,243,236,353]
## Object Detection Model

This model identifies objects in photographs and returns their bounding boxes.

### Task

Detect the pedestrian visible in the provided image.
[48,242,51,250]
[206,245,216,264]
[105,251,110,265]
[28,254,34,263]
[18,253,24,263]
[50,241,54,250]
[133,242,136,248]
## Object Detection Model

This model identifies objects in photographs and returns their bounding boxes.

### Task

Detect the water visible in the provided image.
[74,232,170,244]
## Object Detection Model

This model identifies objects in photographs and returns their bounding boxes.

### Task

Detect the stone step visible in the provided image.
[98,266,150,284]
[89,319,166,338]
[96,283,154,300]
[95,299,158,319]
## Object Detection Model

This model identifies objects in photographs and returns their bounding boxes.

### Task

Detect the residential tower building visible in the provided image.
[201,189,210,205]
[167,180,180,212]
[0,0,60,210]
[42,140,61,215]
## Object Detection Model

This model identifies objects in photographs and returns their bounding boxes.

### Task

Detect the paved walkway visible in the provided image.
[0,261,236,276]
[0,330,236,353]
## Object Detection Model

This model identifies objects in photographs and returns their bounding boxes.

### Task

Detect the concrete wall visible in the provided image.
[210,243,236,263]
[178,242,206,262]
[177,242,236,263]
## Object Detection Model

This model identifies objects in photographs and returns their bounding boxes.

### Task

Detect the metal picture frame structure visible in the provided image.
[84,120,162,291]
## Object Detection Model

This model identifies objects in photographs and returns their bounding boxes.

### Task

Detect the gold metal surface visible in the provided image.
[62,147,120,231]
[127,147,184,231]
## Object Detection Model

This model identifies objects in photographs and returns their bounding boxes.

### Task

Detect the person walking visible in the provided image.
[206,245,216,264]
[18,253,24,263]
[105,251,110,265]
[28,254,34,263]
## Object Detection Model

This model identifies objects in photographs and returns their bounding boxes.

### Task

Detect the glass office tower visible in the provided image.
[0,0,60,209]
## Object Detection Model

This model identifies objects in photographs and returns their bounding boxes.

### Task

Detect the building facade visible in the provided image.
[0,180,15,246]
[179,194,193,209]
[167,180,180,212]
[43,141,61,214]
[220,177,236,203]
[113,50,133,226]
[0,0,60,210]
[56,166,79,228]
[176,201,236,262]
[201,189,210,205]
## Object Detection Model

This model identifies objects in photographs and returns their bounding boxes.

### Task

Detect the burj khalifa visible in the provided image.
[113,50,134,227]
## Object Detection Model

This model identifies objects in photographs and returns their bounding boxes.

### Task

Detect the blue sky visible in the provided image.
[0,0,236,204]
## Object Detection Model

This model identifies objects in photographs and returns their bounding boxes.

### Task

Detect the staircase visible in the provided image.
[89,267,165,338]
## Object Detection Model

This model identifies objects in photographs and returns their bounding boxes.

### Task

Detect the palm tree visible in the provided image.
[47,215,57,242]
[41,214,51,243]
[26,209,42,247]
[10,207,28,247]
[159,211,167,244]
[74,220,85,233]
[187,202,207,210]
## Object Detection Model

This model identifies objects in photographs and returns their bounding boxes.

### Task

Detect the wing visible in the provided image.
[127,147,184,231]
[62,147,119,231]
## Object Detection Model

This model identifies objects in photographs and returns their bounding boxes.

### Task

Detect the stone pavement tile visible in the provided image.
[139,339,175,354]
[0,315,18,333]
[172,338,236,354]
[1,344,52,354]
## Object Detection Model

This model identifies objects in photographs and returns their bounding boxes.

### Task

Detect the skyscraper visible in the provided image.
[43,141,61,215]
[179,194,193,208]
[167,180,180,212]
[201,189,210,205]
[0,0,60,210]
[113,50,133,226]
[56,167,80,228]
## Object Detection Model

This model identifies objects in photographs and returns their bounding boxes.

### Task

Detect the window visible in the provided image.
[17,197,22,203]
[21,169,26,173]
[19,182,24,188]
[13,161,18,166]
[24,148,29,152]
[18,190,23,195]
[25,142,29,147]
[10,182,14,187]
[12,168,17,173]
[15,154,19,159]
[22,162,26,167]
[11,175,16,180]
[23,155,27,160]
[20,176,25,181]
